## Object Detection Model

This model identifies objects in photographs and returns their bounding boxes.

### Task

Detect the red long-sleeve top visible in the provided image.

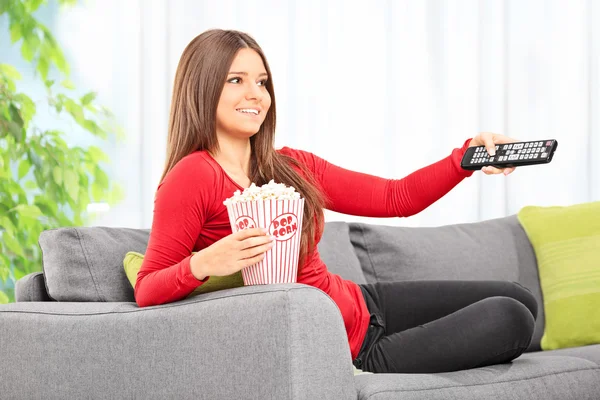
[135,139,474,359]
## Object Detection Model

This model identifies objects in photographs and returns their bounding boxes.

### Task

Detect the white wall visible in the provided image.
[54,0,600,229]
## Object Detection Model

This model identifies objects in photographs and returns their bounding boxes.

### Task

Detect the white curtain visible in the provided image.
[54,0,600,229]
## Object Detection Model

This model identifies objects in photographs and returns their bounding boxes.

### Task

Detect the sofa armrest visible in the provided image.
[0,284,357,400]
[15,272,52,302]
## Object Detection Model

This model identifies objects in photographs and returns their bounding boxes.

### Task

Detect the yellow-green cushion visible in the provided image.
[123,251,244,298]
[517,201,600,350]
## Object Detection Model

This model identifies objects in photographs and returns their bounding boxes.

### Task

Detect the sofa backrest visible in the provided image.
[317,214,545,351]
[36,215,545,350]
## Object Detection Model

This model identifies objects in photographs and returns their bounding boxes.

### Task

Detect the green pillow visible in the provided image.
[517,201,600,350]
[123,251,245,298]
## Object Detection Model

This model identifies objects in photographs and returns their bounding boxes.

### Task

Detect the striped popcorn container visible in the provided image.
[226,199,305,285]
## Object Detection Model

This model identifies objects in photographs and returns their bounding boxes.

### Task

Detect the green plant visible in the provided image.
[0,0,125,303]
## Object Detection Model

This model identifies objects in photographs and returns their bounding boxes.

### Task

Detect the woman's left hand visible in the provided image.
[469,132,520,176]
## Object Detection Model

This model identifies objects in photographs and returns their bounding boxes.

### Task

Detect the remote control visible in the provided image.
[461,139,558,171]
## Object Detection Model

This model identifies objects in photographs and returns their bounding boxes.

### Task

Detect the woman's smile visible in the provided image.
[236,108,261,117]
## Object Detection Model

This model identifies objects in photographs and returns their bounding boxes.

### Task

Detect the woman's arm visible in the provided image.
[279,139,474,218]
[134,154,212,307]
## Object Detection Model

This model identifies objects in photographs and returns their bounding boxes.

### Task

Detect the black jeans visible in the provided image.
[353,280,538,374]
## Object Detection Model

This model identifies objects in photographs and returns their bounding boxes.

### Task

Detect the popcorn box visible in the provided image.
[225,198,304,285]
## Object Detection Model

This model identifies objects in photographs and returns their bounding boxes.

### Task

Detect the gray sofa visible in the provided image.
[1,214,599,399]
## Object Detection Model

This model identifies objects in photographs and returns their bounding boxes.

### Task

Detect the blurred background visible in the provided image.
[0,0,598,301]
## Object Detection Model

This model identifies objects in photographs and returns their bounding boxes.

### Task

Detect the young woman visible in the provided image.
[135,29,538,374]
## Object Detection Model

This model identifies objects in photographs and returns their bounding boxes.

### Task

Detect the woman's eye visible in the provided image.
[258,79,268,86]
[228,77,241,84]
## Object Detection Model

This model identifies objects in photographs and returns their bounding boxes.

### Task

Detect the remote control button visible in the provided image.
[541,152,547,157]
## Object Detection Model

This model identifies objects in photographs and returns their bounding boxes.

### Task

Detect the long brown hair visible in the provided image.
[160,29,327,269]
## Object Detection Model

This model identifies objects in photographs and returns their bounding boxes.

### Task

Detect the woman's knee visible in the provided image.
[480,296,536,344]
[503,281,539,320]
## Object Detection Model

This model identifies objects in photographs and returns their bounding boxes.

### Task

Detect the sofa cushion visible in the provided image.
[318,221,366,284]
[517,201,600,351]
[38,221,364,302]
[39,227,150,302]
[349,214,545,351]
[523,344,600,366]
[353,355,599,400]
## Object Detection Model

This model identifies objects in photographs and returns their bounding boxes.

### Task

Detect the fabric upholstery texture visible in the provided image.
[15,211,598,399]
[517,201,600,350]
[15,271,51,302]
[523,343,600,365]
[317,221,367,284]
[0,284,357,400]
[348,215,545,352]
[38,227,150,302]
[353,355,600,400]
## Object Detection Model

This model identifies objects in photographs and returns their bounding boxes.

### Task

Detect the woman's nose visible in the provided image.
[245,83,263,101]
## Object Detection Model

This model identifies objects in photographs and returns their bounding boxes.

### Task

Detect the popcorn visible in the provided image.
[223,179,305,285]
[223,179,302,205]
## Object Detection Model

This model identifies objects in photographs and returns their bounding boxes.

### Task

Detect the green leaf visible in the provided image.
[9,104,24,127]
[83,119,103,136]
[14,267,28,281]
[14,266,29,281]
[52,166,63,185]
[64,98,85,124]
[15,204,42,219]
[3,233,24,257]
[53,48,69,75]
[81,91,97,105]
[5,78,16,92]
[37,57,49,80]
[9,22,22,43]
[15,93,36,124]
[34,196,58,217]
[24,180,37,189]
[88,145,109,163]
[26,0,44,12]
[0,215,16,236]
[61,79,75,90]
[91,182,103,202]
[18,158,31,179]
[8,121,22,141]
[0,255,8,284]
[0,291,8,304]
[94,165,109,188]
[20,39,36,62]
[28,151,43,169]
[64,169,79,202]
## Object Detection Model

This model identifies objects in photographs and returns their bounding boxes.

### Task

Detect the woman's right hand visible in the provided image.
[190,228,275,280]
